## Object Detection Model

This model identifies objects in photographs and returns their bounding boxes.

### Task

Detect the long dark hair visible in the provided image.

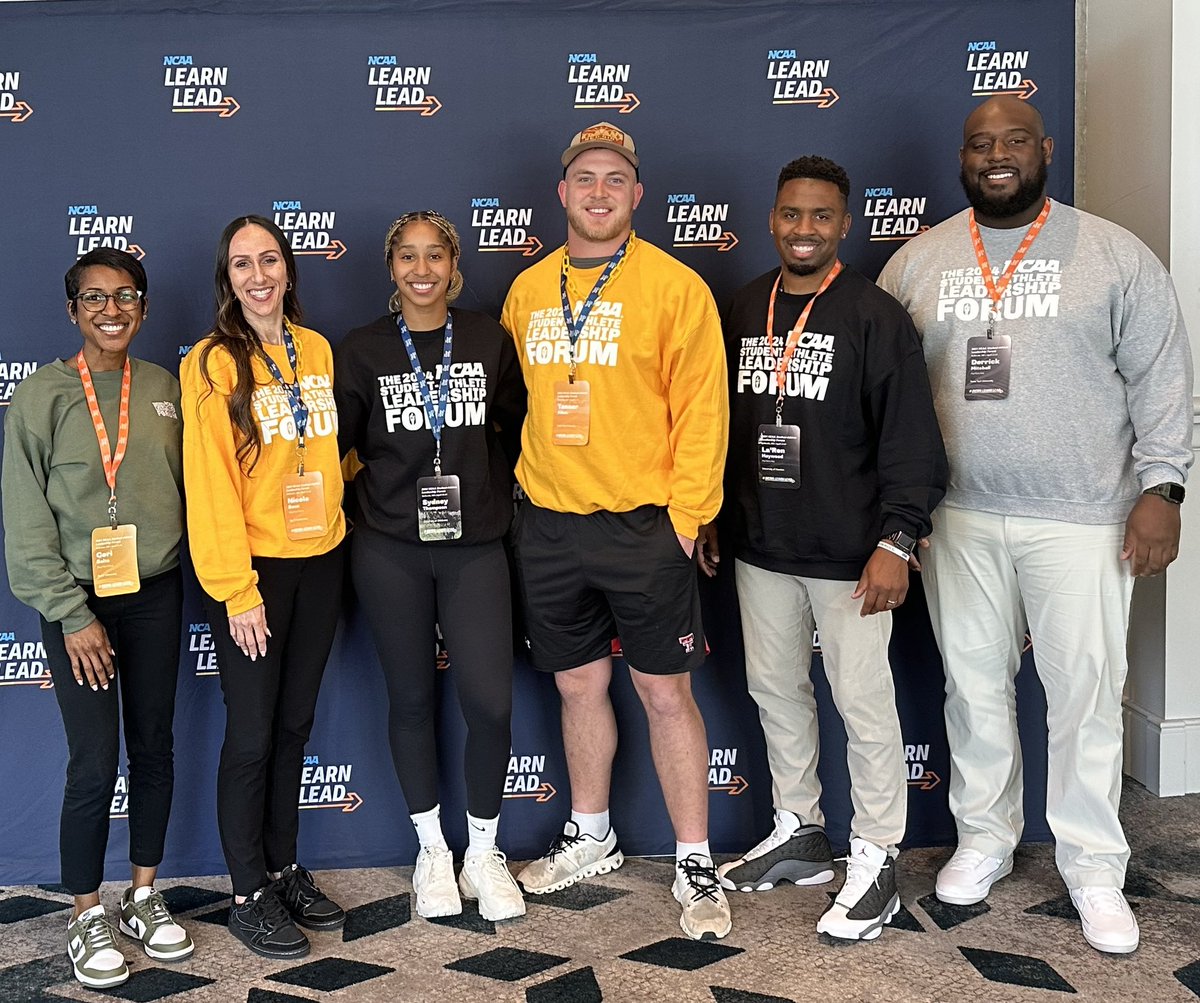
[197,215,303,472]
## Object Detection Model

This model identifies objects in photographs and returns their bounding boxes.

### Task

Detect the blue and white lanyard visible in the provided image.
[260,322,309,470]
[558,235,630,382]
[397,312,454,476]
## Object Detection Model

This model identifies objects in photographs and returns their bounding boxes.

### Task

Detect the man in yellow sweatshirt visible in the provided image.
[501,122,731,941]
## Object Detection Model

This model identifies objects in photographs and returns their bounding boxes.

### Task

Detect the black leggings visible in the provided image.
[351,527,513,819]
[205,543,344,897]
[42,568,183,896]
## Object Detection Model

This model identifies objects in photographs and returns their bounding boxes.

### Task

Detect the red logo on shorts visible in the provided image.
[678,632,695,653]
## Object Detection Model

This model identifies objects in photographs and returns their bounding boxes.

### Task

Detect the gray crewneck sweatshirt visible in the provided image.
[878,201,1193,524]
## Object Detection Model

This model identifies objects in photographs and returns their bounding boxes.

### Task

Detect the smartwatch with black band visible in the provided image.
[1143,483,1185,505]
[882,530,918,556]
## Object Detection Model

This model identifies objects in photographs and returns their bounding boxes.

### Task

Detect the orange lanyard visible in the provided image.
[76,350,131,529]
[765,260,842,420]
[967,199,1051,336]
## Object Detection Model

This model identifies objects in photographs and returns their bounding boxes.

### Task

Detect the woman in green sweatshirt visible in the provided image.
[1,248,192,989]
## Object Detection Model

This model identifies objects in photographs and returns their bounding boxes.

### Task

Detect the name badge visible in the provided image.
[758,424,801,488]
[417,474,463,541]
[965,334,1012,401]
[91,524,140,596]
[282,470,329,540]
[553,380,591,446]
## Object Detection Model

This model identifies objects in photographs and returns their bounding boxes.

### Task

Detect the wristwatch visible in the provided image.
[882,530,918,555]
[1143,483,1185,505]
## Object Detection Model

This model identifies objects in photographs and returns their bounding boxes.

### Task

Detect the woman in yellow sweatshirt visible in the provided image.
[180,215,345,961]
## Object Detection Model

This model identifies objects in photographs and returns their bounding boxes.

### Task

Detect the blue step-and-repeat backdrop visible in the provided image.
[0,0,1073,885]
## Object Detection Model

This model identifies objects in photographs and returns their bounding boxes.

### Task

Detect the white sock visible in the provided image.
[571,809,610,841]
[776,808,802,833]
[676,840,712,864]
[465,812,499,859]
[132,885,154,903]
[411,804,448,849]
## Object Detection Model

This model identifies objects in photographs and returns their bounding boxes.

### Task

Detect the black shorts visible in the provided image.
[512,502,705,674]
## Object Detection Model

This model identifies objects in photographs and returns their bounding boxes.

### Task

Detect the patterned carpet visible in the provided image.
[2,779,1199,1002]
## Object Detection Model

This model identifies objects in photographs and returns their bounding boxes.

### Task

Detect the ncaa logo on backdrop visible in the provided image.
[905,742,941,791]
[709,748,748,796]
[0,70,33,122]
[162,55,240,116]
[568,53,640,114]
[0,630,51,688]
[272,201,348,260]
[0,352,38,408]
[503,752,556,803]
[666,193,739,252]
[68,205,145,260]
[188,622,218,677]
[299,754,363,813]
[766,50,839,108]
[470,197,543,257]
[862,187,930,242]
[966,40,1038,99]
[368,55,442,116]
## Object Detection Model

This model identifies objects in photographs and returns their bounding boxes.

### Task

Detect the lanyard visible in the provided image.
[559,233,632,383]
[397,312,454,476]
[259,321,310,471]
[76,350,131,529]
[967,198,1052,338]
[764,260,843,424]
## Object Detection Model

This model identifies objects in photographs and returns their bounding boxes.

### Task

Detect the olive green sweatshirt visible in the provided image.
[2,358,184,632]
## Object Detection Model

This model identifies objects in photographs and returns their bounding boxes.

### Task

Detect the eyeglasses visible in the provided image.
[76,289,144,312]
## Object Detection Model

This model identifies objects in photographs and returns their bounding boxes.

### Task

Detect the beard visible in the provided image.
[960,160,1047,219]
[784,262,820,278]
[566,203,630,246]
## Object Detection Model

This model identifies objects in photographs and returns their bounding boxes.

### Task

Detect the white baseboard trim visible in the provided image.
[1123,700,1200,795]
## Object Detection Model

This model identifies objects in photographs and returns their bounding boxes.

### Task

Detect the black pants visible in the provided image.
[42,568,183,896]
[205,543,344,897]
[352,527,513,819]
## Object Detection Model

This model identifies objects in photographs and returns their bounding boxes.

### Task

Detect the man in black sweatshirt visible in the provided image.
[697,155,946,942]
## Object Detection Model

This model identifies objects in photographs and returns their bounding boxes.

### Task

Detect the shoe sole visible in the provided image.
[229,928,311,959]
[520,850,625,895]
[935,858,1013,906]
[291,913,345,931]
[118,918,195,961]
[816,893,900,941]
[1080,931,1139,954]
[72,961,130,989]
[718,860,835,892]
[416,899,463,919]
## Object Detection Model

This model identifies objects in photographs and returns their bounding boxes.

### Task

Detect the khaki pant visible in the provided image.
[735,559,907,852]
[922,506,1134,888]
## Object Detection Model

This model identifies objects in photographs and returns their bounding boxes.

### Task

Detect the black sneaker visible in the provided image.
[274,863,345,930]
[816,838,900,941]
[718,814,835,891]
[228,887,310,959]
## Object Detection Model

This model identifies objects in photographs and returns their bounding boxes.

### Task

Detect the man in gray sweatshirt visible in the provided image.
[878,95,1193,956]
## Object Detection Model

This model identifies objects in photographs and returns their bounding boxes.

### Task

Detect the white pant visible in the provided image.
[922,506,1135,888]
[735,559,907,851]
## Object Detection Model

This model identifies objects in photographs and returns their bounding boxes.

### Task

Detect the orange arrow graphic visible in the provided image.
[295,239,347,261]
[174,95,240,117]
[674,230,739,253]
[973,78,1038,101]
[0,677,55,689]
[907,771,942,791]
[774,87,839,109]
[708,775,749,796]
[0,101,33,123]
[503,782,557,803]
[576,91,640,114]
[126,244,146,260]
[479,235,544,257]
[299,790,363,813]
[376,95,442,116]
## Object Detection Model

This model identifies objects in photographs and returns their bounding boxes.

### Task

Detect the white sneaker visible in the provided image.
[816,839,899,941]
[66,905,129,989]
[1070,887,1139,954]
[517,821,624,894]
[672,854,732,941]
[459,848,526,921]
[935,846,1013,905]
[413,845,462,918]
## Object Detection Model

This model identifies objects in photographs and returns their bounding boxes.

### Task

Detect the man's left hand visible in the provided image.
[1121,493,1182,576]
[852,548,910,616]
